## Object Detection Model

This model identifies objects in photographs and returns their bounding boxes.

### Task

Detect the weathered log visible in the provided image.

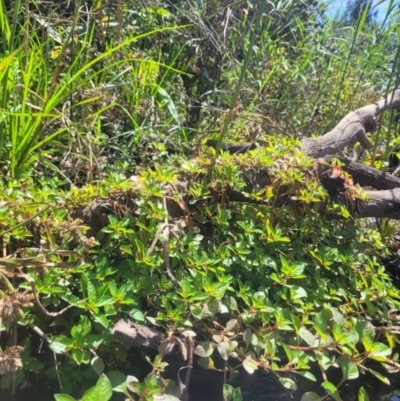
[301,89,400,158]
[359,188,400,218]
[341,157,400,190]
[111,319,164,350]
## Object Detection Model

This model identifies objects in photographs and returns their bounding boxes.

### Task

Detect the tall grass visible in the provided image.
[221,0,400,146]
[0,0,187,179]
[1,0,400,179]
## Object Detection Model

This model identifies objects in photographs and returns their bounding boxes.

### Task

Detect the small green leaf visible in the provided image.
[24,357,44,372]
[291,286,307,299]
[73,315,91,337]
[314,351,334,371]
[224,296,238,311]
[158,87,180,124]
[369,342,392,362]
[242,356,258,374]
[91,356,105,376]
[197,356,215,370]
[96,374,113,401]
[233,388,243,401]
[217,342,230,361]
[243,328,253,348]
[300,392,320,401]
[314,312,328,332]
[331,308,345,325]
[241,313,255,325]
[338,356,359,380]
[148,7,171,16]
[358,386,370,401]
[108,370,127,393]
[54,395,76,401]
[71,349,91,365]
[322,381,342,401]
[368,368,390,385]
[222,382,242,401]
[295,370,317,381]
[195,341,214,358]
[126,375,140,394]
[92,313,109,329]
[223,384,234,401]
[270,272,282,283]
[49,335,73,353]
[205,299,221,314]
[279,377,297,390]
[299,327,316,346]
[129,308,145,322]
[1,372,12,389]
[81,386,98,401]
[292,313,301,334]
[86,281,97,303]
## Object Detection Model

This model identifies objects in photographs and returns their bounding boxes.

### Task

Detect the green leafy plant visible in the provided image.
[1,1,400,401]
[55,374,113,401]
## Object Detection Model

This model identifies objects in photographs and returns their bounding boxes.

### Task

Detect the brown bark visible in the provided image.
[340,157,400,190]
[301,89,400,158]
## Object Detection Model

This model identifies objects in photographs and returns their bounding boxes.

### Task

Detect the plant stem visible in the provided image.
[208,0,266,172]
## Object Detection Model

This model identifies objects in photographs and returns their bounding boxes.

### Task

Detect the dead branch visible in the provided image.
[301,89,400,158]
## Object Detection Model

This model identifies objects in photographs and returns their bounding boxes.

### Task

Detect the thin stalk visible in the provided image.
[9,0,21,52]
[208,0,266,171]
[334,3,369,117]
[372,23,400,165]
[22,0,29,71]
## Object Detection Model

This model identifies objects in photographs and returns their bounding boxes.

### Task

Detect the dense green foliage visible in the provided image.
[1,1,400,401]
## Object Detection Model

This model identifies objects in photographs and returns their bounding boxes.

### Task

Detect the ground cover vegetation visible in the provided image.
[1,0,400,400]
